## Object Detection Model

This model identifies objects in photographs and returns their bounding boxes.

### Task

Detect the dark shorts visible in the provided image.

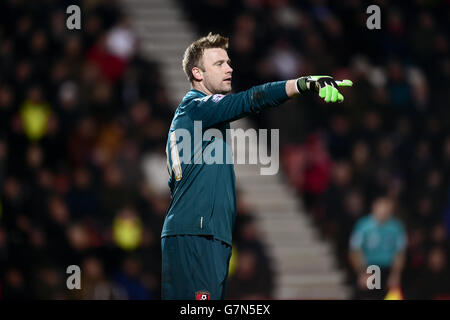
[161,235,232,300]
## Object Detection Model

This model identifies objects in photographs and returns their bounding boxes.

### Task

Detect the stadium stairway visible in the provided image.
[231,119,351,300]
[120,0,351,300]
[120,0,195,106]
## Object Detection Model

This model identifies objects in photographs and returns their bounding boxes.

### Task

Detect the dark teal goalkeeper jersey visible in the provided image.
[162,81,289,245]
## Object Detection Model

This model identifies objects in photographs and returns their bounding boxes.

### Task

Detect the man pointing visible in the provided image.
[161,33,353,300]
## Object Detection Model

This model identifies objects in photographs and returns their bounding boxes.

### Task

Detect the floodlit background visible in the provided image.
[0,0,449,299]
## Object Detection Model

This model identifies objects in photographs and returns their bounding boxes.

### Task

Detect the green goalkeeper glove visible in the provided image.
[296,75,353,103]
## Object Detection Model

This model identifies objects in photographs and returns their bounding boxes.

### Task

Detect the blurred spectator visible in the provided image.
[66,167,100,220]
[282,133,331,214]
[87,35,127,83]
[226,249,273,299]
[112,206,143,251]
[113,255,152,300]
[76,256,126,300]
[265,38,303,80]
[349,197,407,299]
[386,60,412,110]
[2,268,29,299]
[327,114,353,160]
[99,162,136,221]
[32,265,66,299]
[408,246,450,299]
[106,16,137,61]
[336,189,366,269]
[321,160,353,238]
[20,86,51,142]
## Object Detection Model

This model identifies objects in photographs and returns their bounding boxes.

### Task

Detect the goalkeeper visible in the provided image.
[161,33,353,300]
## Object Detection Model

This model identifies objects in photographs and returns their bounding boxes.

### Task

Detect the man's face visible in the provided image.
[197,48,233,94]
[373,199,393,223]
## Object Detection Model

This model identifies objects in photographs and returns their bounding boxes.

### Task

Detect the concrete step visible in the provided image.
[169,79,190,86]
[126,8,182,19]
[256,218,312,231]
[236,174,285,186]
[164,71,188,81]
[239,186,296,199]
[121,0,177,9]
[151,54,187,65]
[140,33,194,43]
[274,262,336,274]
[242,187,296,197]
[140,36,191,46]
[244,196,299,208]
[135,24,194,36]
[262,233,318,245]
[166,84,188,97]
[162,69,188,82]
[269,244,332,257]
[247,202,298,213]
[260,225,317,237]
[235,166,281,176]
[279,273,346,287]
[273,254,337,272]
[135,19,191,29]
[163,65,188,75]
[261,232,320,245]
[256,219,315,235]
[276,285,351,300]
[235,171,280,179]
[142,43,190,54]
[260,237,326,248]
[272,248,335,263]
[271,254,336,272]
[242,193,299,207]
[271,242,331,255]
[255,211,310,223]
[232,166,280,176]
[259,221,315,232]
[233,168,290,180]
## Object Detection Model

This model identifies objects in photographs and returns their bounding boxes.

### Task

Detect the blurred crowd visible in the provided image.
[1,0,449,300]
[0,0,172,299]
[180,0,450,299]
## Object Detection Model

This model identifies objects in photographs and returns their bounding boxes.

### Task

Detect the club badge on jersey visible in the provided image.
[195,291,211,300]
[212,94,225,102]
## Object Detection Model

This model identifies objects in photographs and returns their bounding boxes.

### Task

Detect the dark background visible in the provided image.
[0,0,449,299]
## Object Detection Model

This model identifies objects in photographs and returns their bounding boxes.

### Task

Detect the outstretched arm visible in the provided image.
[189,76,353,128]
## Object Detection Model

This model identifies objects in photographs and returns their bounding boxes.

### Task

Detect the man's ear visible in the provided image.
[192,67,203,82]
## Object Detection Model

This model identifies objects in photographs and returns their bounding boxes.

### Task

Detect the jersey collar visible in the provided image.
[189,89,208,97]
[181,89,208,104]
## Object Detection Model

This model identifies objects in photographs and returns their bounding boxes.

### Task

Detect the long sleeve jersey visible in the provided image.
[162,81,289,245]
